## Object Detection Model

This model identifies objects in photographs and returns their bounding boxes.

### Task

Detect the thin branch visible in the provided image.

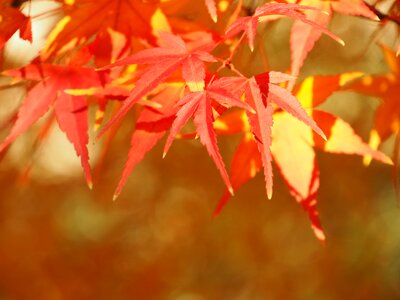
[362,0,400,26]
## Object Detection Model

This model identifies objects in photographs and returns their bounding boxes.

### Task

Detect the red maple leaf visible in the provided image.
[163,80,255,194]
[97,31,217,137]
[0,63,107,187]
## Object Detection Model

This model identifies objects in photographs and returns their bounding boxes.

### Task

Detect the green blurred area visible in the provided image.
[0,4,400,300]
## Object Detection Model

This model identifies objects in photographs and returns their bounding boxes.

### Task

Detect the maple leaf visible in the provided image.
[342,45,400,196]
[225,2,344,51]
[113,85,182,200]
[0,63,107,187]
[272,110,391,241]
[97,32,217,138]
[288,0,377,87]
[163,80,255,194]
[214,71,326,199]
[243,77,274,199]
[42,0,160,59]
[0,2,32,49]
[212,74,392,240]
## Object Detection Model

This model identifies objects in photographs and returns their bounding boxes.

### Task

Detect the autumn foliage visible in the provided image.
[0,0,399,243]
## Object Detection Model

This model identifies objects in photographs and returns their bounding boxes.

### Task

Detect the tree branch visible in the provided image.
[362,0,400,26]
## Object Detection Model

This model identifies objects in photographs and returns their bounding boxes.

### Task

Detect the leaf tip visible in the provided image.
[384,156,394,166]
[312,225,326,243]
[212,210,219,218]
[162,151,167,159]
[113,193,119,201]
[87,180,93,190]
[317,128,327,141]
[363,155,372,166]
[0,144,6,154]
[267,189,273,200]
[96,122,113,140]
[322,132,327,141]
[228,186,234,196]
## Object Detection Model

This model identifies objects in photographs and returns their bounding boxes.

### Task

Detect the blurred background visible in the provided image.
[1,0,400,299]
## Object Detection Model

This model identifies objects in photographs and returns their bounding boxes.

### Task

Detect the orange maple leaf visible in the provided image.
[0,1,32,49]
[42,0,160,59]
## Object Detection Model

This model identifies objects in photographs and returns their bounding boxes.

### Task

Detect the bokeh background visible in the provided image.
[1,1,400,299]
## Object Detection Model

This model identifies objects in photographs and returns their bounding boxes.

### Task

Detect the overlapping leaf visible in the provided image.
[343,46,400,149]
[97,32,217,137]
[342,45,400,196]
[43,0,160,59]
[0,1,32,50]
[163,80,254,194]
[213,74,392,240]
[43,0,223,61]
[214,71,326,199]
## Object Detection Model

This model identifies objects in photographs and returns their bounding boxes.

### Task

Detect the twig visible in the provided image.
[362,0,400,26]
